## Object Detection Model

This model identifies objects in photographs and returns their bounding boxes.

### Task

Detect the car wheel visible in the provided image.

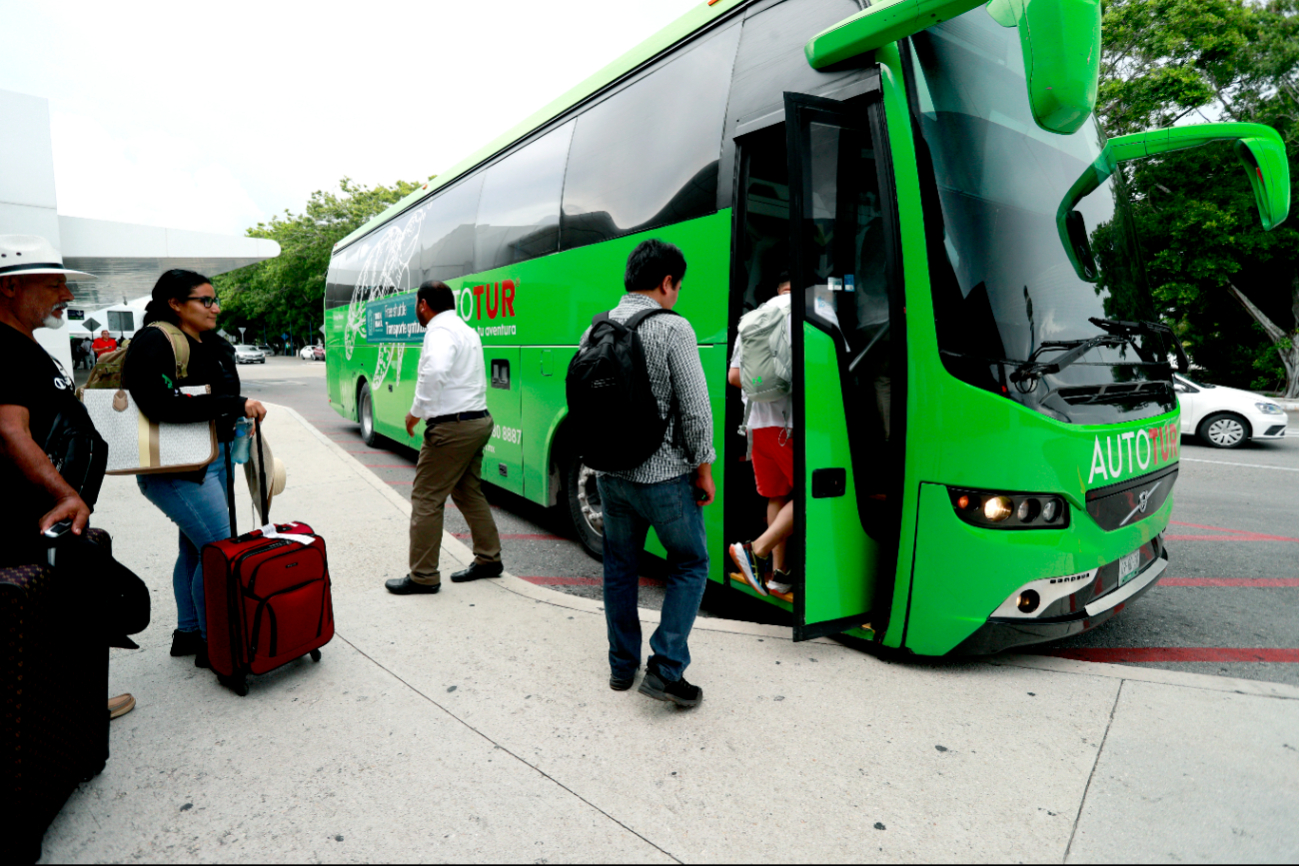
[563,455,603,560]
[358,381,380,447]
[1198,412,1250,449]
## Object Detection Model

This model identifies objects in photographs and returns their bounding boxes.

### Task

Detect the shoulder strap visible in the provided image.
[625,307,679,331]
[149,321,191,381]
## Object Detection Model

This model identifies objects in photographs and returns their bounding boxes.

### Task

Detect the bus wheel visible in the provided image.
[358,381,380,447]
[1199,412,1250,448]
[564,457,604,560]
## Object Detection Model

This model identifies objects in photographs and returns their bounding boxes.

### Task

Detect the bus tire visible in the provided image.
[563,456,604,561]
[1198,412,1250,449]
[358,380,380,447]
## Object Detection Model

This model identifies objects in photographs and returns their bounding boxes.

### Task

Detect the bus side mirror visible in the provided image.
[1108,124,1291,232]
[804,0,1101,135]
[1056,122,1292,281]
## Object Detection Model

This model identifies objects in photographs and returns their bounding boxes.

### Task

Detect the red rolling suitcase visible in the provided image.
[203,422,334,696]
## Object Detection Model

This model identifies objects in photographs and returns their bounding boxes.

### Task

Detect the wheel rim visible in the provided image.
[360,390,373,438]
[575,463,603,537]
[1207,417,1245,446]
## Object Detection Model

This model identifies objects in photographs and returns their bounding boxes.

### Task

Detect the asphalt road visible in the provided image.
[240,357,1297,685]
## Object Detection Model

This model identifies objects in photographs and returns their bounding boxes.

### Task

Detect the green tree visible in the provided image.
[1099,0,1299,396]
[215,177,423,349]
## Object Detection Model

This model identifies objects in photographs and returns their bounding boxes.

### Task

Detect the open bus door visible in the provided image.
[785,91,904,642]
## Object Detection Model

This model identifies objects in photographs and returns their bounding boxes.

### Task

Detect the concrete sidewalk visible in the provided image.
[42,406,1299,863]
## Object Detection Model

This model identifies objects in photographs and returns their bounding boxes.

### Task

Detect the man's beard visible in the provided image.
[42,304,67,330]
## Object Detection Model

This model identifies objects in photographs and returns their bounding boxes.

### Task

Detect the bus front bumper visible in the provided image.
[952,542,1169,656]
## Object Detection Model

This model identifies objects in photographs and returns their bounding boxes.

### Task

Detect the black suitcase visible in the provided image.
[0,528,112,863]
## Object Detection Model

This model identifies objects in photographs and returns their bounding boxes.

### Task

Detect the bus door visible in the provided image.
[785,91,904,642]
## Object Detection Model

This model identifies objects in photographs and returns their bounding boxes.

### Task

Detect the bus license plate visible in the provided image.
[1118,550,1142,585]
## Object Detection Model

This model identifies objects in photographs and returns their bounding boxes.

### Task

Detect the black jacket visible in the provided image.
[124,324,246,448]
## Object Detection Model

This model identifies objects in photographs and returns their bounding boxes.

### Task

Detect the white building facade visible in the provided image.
[1,89,279,370]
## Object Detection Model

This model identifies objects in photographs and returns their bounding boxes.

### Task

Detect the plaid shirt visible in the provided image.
[579,293,716,484]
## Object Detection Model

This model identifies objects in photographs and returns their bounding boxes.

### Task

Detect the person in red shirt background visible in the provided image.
[91,329,117,360]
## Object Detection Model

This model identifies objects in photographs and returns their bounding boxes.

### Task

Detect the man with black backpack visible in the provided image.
[567,239,715,708]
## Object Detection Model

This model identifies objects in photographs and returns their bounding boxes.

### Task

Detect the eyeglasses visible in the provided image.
[187,295,221,308]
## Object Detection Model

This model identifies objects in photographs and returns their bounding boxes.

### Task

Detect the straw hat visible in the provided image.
[0,235,96,280]
[244,428,287,525]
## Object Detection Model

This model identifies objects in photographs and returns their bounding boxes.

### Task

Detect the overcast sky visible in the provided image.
[1,0,700,237]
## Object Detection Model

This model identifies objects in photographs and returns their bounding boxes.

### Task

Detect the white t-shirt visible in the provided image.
[730,293,792,431]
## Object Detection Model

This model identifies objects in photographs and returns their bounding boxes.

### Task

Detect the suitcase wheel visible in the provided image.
[219,673,249,696]
[310,649,322,662]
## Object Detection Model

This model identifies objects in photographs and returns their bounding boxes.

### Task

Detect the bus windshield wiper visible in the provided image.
[1009,335,1127,385]
[1088,317,1189,372]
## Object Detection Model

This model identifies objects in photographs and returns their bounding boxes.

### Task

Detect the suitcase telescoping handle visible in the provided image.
[254,417,270,527]
[224,433,237,540]
[222,418,272,542]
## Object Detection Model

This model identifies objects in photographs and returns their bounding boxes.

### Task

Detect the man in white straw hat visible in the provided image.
[0,234,96,543]
[0,234,139,720]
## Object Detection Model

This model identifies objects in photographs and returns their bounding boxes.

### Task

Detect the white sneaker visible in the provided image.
[728,542,768,597]
[766,579,793,596]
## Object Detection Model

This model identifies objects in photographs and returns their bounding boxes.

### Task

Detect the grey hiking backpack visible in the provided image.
[737,298,792,404]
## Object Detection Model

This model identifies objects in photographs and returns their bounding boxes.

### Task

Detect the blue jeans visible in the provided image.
[597,473,709,682]
[137,445,231,638]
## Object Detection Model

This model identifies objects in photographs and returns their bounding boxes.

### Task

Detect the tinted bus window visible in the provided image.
[561,25,741,249]
[475,121,575,272]
[418,175,483,283]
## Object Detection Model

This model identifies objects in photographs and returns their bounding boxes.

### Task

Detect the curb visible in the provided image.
[274,403,1299,702]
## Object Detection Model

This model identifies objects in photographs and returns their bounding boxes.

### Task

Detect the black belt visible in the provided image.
[426,409,490,427]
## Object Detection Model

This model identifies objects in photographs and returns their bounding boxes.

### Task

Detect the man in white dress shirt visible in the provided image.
[385,281,503,594]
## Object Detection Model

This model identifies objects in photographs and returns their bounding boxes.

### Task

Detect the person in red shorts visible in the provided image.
[727,274,794,599]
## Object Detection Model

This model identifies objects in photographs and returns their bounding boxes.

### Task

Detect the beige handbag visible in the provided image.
[81,385,218,475]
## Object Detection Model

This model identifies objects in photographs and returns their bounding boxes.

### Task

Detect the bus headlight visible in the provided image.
[984,496,1013,522]
[948,487,1070,529]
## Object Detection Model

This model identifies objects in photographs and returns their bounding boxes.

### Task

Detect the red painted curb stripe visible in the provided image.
[452,532,565,541]
[1165,534,1299,542]
[519,576,664,588]
[1160,577,1299,587]
[1039,647,1299,663]
[1167,521,1299,543]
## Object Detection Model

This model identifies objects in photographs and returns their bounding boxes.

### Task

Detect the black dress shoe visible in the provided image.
[386,575,441,595]
[610,673,636,691]
[449,561,504,583]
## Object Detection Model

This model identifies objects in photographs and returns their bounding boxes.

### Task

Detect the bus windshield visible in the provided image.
[908,12,1174,425]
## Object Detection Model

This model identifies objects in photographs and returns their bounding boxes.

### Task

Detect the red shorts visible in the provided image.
[751,427,794,498]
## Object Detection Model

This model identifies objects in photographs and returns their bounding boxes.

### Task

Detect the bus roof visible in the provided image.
[333,0,748,254]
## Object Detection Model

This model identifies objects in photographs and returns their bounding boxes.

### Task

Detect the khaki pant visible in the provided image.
[409,415,502,585]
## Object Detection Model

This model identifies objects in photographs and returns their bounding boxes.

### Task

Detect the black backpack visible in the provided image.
[566,308,679,472]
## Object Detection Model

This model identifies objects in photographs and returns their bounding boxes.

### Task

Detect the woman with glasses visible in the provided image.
[124,269,267,668]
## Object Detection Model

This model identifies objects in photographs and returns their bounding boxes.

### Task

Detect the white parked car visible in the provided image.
[233,344,266,365]
[1174,373,1288,448]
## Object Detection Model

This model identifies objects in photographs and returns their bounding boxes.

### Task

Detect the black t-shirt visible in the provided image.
[0,321,83,549]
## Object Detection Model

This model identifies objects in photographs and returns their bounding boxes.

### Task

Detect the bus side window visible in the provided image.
[474,121,574,273]
[561,24,740,250]
[418,174,484,285]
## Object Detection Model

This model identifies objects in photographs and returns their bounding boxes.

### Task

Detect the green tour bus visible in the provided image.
[323,0,1290,655]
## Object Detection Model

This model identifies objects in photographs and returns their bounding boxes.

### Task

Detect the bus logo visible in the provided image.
[1119,480,1163,526]
[1088,424,1179,485]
